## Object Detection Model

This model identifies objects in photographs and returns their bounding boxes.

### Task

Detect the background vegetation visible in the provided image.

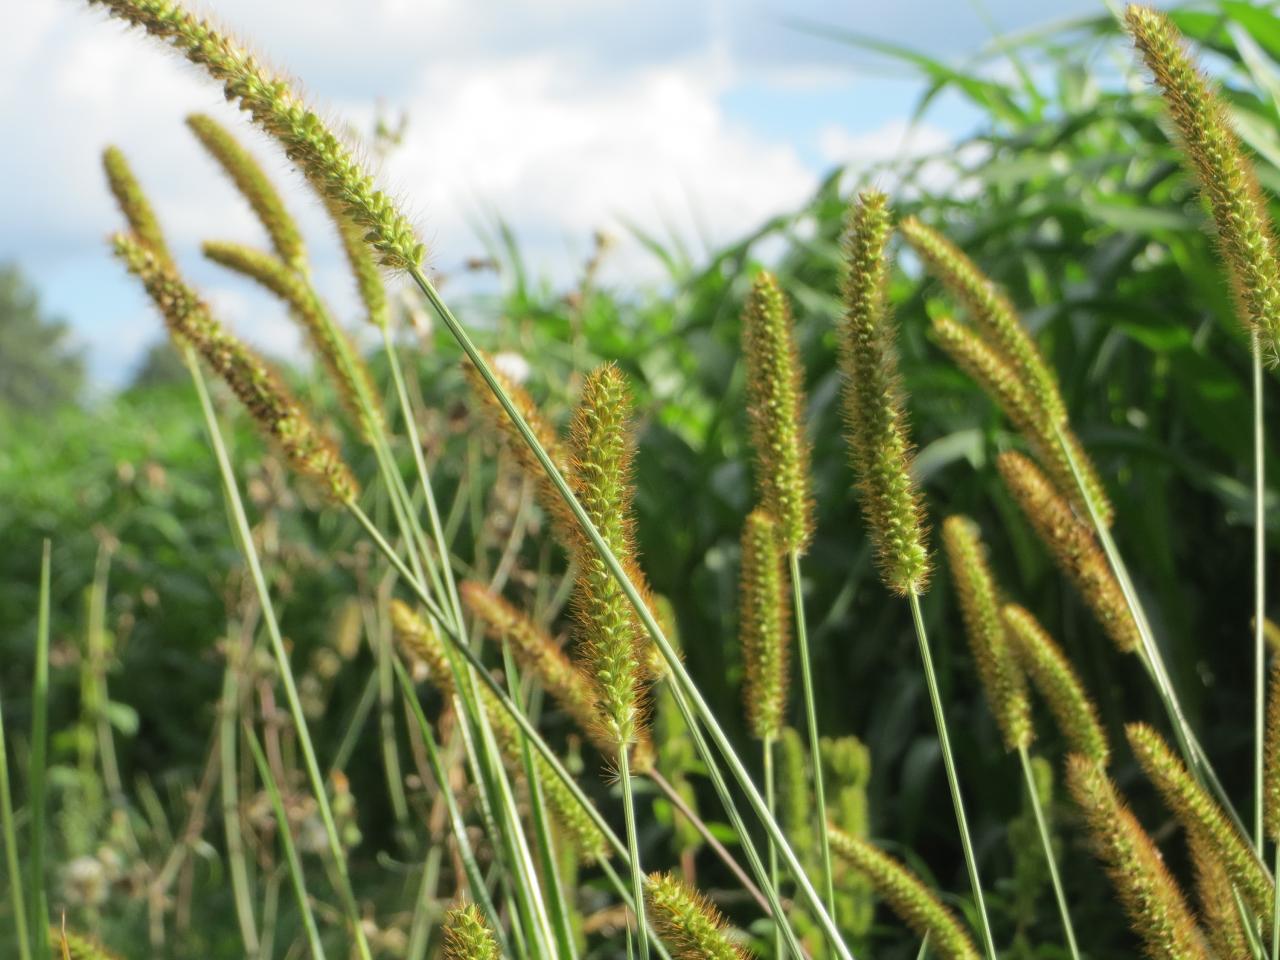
[4,3,1280,956]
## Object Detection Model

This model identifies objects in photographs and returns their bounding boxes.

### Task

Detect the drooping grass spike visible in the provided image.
[827,827,980,960]
[741,271,813,553]
[112,234,358,503]
[738,509,790,742]
[838,189,930,595]
[645,872,753,960]
[1064,755,1207,960]
[997,452,1139,654]
[1002,604,1110,766]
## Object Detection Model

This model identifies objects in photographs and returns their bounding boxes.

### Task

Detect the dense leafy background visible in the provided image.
[5,4,1280,957]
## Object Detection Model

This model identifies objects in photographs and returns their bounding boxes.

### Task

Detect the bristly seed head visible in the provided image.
[1064,754,1207,960]
[89,0,424,271]
[738,508,791,742]
[1267,656,1280,840]
[941,515,1032,752]
[440,903,500,960]
[741,271,814,554]
[827,827,980,960]
[102,147,172,268]
[112,233,357,503]
[1002,603,1110,766]
[838,190,930,595]
[1126,5,1280,361]
[997,452,1138,654]
[644,872,752,960]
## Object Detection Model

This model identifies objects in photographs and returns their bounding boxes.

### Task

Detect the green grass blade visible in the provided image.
[29,539,51,960]
[0,683,31,960]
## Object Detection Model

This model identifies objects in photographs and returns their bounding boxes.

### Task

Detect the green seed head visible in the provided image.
[839,190,930,595]
[90,0,424,270]
[997,452,1138,654]
[441,904,500,960]
[1126,722,1273,919]
[51,927,123,960]
[1266,657,1280,840]
[102,146,172,268]
[568,363,649,752]
[827,827,980,960]
[645,872,751,960]
[1002,603,1110,766]
[1126,4,1280,359]
[776,726,814,851]
[738,508,791,741]
[1186,830,1251,960]
[1065,754,1208,960]
[113,233,357,503]
[186,113,307,271]
[941,515,1033,752]
[741,271,813,553]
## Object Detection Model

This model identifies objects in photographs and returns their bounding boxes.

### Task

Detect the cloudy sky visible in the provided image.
[3,0,1104,389]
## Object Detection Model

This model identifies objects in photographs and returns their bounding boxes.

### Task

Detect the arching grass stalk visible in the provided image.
[29,540,51,960]
[406,266,850,960]
[243,727,326,960]
[183,346,373,960]
[1016,745,1079,960]
[0,680,32,960]
[907,592,997,960]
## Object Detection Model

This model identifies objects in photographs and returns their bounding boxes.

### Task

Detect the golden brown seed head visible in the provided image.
[1126,5,1280,359]
[827,827,980,960]
[327,201,390,328]
[1266,657,1280,839]
[941,516,1032,752]
[738,509,791,741]
[1002,604,1110,766]
[186,113,307,271]
[112,233,357,503]
[741,271,813,553]
[997,452,1138,653]
[102,146,172,268]
[1186,830,1251,960]
[1125,722,1273,919]
[89,0,424,270]
[440,904,500,960]
[1064,754,1207,960]
[838,190,930,595]
[645,872,753,960]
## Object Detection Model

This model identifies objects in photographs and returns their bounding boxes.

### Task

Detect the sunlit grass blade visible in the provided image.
[29,539,51,960]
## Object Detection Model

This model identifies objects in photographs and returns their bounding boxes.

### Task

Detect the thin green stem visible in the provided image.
[620,745,651,960]
[764,734,785,960]
[1255,333,1267,853]
[0,684,31,960]
[1017,745,1079,960]
[184,348,373,960]
[244,726,327,960]
[908,589,996,960]
[220,641,260,957]
[790,550,835,916]
[408,265,854,960]
[29,539,51,960]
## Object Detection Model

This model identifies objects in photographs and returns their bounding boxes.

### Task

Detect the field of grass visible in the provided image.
[5,2,1280,958]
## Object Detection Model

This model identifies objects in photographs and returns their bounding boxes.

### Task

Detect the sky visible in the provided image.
[2,0,1105,390]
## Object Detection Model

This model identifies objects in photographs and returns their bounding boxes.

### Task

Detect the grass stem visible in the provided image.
[29,539,51,960]
[620,745,651,960]
[1016,745,1079,960]
[764,734,785,960]
[0,683,31,960]
[907,588,996,960]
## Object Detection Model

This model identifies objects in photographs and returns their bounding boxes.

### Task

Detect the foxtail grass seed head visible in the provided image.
[52,927,122,960]
[900,216,1067,426]
[1266,657,1280,839]
[202,239,385,443]
[440,904,500,960]
[568,363,649,752]
[776,726,814,850]
[464,355,578,542]
[997,452,1139,653]
[738,509,791,741]
[186,113,306,271]
[1186,830,1251,960]
[102,146,172,267]
[645,872,753,960]
[941,516,1032,751]
[327,201,390,328]
[459,580,655,772]
[1002,604,1110,766]
[1125,722,1273,918]
[390,599,610,861]
[112,233,357,503]
[828,827,980,960]
[89,0,424,270]
[1126,5,1280,359]
[839,190,930,595]
[1065,754,1208,960]
[741,271,814,553]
